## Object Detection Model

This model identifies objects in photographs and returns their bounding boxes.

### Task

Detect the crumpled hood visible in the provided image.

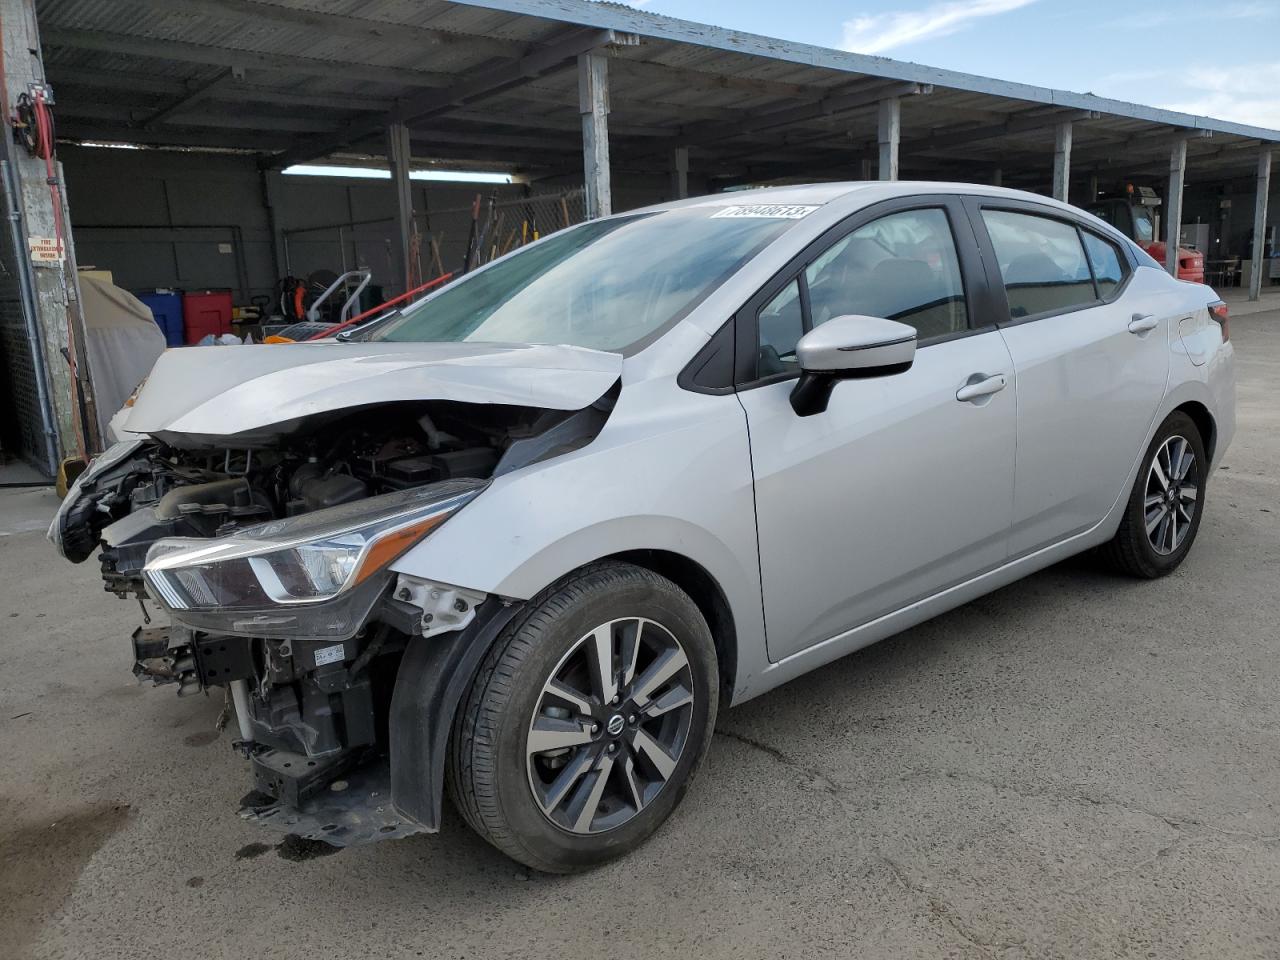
[125,341,623,441]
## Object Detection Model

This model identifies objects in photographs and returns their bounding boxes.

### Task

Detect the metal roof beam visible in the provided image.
[268,27,629,169]
[667,80,929,150]
[116,0,525,58]
[904,109,1098,154]
[206,87,394,114]
[59,102,340,134]
[51,66,601,120]
[41,27,452,87]
[409,128,582,153]
[50,66,191,96]
[52,81,398,116]
[1107,139,1263,178]
[1070,127,1213,163]
[448,107,670,138]
[137,69,236,130]
[59,122,292,152]
[396,29,634,128]
[608,56,820,101]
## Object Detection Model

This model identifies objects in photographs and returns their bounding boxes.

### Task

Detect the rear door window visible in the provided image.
[1081,231,1126,298]
[981,209,1098,319]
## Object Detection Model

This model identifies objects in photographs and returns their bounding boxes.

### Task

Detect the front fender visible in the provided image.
[390,378,768,699]
[388,597,524,831]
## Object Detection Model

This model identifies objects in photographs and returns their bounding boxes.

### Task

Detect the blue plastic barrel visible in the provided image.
[137,290,184,347]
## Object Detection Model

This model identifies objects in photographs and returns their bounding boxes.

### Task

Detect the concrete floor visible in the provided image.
[3,312,1278,960]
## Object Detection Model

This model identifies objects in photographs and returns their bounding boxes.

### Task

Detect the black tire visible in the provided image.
[1098,411,1207,578]
[446,561,718,873]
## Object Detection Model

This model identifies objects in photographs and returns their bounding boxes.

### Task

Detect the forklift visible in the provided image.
[1086,183,1204,283]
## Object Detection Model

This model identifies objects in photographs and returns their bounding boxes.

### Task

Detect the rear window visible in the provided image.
[982,210,1097,318]
[1082,231,1126,298]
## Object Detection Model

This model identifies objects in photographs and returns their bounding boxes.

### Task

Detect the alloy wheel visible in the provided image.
[1144,434,1200,555]
[525,617,695,835]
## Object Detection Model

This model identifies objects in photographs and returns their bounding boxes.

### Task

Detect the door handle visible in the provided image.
[1128,314,1159,334]
[956,374,1007,403]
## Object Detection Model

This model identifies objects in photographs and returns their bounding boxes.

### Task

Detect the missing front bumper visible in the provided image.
[238,758,427,848]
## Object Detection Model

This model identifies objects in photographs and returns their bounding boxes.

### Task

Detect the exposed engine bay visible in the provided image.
[61,398,601,594]
[51,389,615,846]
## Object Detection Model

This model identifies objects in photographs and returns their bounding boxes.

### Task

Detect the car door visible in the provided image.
[963,199,1170,558]
[734,197,1017,663]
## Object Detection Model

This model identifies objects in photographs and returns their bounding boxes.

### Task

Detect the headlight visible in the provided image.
[143,479,484,638]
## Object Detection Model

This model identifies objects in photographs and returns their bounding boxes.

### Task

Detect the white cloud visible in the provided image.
[842,0,1038,54]
[1108,2,1276,30]
[1094,64,1280,132]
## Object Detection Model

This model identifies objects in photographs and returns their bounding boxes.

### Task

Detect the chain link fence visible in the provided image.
[282,186,588,296]
[462,187,587,269]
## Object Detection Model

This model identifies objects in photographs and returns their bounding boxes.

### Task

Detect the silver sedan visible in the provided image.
[52,182,1234,873]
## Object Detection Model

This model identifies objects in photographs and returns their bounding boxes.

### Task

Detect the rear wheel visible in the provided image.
[447,562,718,873]
[1099,411,1206,578]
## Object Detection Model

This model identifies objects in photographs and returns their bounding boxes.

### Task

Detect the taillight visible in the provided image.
[1208,301,1229,343]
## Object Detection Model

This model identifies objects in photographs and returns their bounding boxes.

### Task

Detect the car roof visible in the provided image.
[627,180,1140,261]
[631,181,1089,217]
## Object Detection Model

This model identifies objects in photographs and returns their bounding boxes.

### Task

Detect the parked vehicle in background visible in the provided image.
[49,182,1234,873]
[1088,183,1205,282]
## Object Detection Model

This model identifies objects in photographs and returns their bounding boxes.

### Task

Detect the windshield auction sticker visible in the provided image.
[710,204,819,219]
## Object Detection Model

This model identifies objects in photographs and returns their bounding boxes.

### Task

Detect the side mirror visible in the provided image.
[790,315,916,416]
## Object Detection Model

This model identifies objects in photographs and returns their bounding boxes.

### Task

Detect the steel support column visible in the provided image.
[1166,139,1187,276]
[1,0,96,462]
[859,157,873,181]
[672,145,689,200]
[878,97,900,181]
[386,120,415,292]
[1250,149,1272,302]
[993,167,1003,187]
[579,51,612,219]
[1052,120,1072,202]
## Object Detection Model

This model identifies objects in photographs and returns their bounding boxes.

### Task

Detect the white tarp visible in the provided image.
[81,275,166,443]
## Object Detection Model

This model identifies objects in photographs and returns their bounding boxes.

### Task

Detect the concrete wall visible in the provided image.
[60,146,672,312]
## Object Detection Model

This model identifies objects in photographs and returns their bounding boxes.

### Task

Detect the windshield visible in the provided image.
[365,207,804,354]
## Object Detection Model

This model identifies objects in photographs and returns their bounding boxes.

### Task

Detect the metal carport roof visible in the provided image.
[35,0,1280,188]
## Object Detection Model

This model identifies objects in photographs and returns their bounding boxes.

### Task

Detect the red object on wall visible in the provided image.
[182,290,233,344]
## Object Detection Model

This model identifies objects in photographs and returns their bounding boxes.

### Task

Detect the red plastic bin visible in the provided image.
[182,289,233,344]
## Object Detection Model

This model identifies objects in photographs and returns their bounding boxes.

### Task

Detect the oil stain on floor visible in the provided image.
[0,798,132,960]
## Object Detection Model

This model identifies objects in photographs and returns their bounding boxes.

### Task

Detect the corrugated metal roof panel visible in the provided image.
[35,0,1275,184]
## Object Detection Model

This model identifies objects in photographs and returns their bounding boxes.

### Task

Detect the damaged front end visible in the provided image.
[128,570,496,847]
[49,343,620,849]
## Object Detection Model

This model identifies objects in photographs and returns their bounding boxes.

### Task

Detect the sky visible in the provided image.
[621,0,1280,131]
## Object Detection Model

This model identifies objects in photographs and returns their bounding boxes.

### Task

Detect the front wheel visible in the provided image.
[1099,411,1207,578]
[447,562,718,873]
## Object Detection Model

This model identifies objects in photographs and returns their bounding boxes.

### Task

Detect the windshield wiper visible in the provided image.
[336,308,401,342]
